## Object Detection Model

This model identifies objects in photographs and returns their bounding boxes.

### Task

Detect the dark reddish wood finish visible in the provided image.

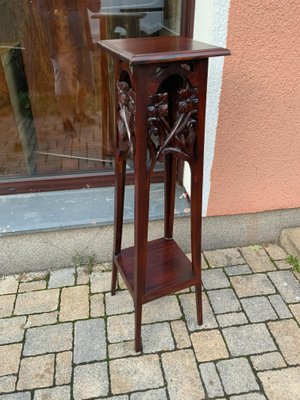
[99,36,230,351]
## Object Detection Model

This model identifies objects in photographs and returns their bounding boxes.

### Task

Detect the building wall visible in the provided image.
[188,0,300,217]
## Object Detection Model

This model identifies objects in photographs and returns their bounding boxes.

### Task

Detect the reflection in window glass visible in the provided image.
[0,0,182,180]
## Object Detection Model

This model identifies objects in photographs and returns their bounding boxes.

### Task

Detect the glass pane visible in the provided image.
[0,0,182,181]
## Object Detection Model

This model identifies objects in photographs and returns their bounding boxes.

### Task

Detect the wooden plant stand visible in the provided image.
[99,36,230,352]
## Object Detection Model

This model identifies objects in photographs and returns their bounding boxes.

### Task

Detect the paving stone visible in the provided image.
[0,393,31,400]
[0,276,18,295]
[74,319,106,363]
[263,243,287,260]
[108,341,140,359]
[142,323,174,353]
[161,349,205,400]
[103,397,128,400]
[258,366,300,400]
[224,265,252,276]
[17,354,54,390]
[240,247,276,272]
[14,289,59,315]
[106,291,134,315]
[230,274,275,298]
[18,271,48,283]
[76,267,90,285]
[0,317,26,345]
[199,362,224,398]
[143,296,182,324]
[217,357,259,395]
[18,281,46,293]
[90,271,111,293]
[26,312,57,328]
[73,363,108,400]
[230,394,266,400]
[0,376,16,394]
[202,269,230,290]
[0,344,22,377]
[107,313,134,343]
[55,351,72,385]
[268,319,300,365]
[207,289,241,314]
[250,352,286,371]
[191,329,229,362]
[289,303,300,322]
[130,389,167,400]
[204,248,244,268]
[59,286,89,321]
[217,312,248,327]
[267,270,300,303]
[171,320,191,349]
[241,296,277,322]
[0,295,15,318]
[110,355,163,395]
[179,293,217,331]
[222,324,277,356]
[48,268,75,288]
[268,294,292,318]
[274,260,292,270]
[34,385,70,400]
[23,323,72,356]
[90,293,105,317]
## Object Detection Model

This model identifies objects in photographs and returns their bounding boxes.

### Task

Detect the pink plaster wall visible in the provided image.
[207,0,300,216]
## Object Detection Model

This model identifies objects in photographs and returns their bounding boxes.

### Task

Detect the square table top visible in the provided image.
[98,35,230,65]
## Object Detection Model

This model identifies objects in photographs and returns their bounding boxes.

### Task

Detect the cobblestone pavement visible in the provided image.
[0,244,300,399]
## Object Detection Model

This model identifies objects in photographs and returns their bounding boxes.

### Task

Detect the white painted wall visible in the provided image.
[183,0,230,216]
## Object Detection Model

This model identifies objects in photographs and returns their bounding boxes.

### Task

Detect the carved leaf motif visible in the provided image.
[176,88,199,113]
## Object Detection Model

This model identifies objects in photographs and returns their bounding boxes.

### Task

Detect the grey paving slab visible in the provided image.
[23,323,73,356]
[267,270,300,303]
[171,320,191,349]
[0,317,26,345]
[74,319,107,363]
[207,289,242,314]
[109,341,140,360]
[110,355,163,395]
[105,291,134,316]
[55,351,72,385]
[14,289,59,315]
[199,362,224,398]
[48,268,75,288]
[230,394,266,400]
[130,389,167,400]
[142,323,174,353]
[222,324,277,356]
[73,362,109,400]
[204,248,245,268]
[17,355,54,390]
[0,295,15,318]
[0,394,31,400]
[217,358,259,395]
[107,313,135,343]
[217,312,248,327]
[224,265,252,276]
[263,243,287,260]
[19,281,46,293]
[241,296,277,322]
[90,271,111,293]
[0,276,19,295]
[0,375,16,394]
[202,269,230,290]
[268,294,292,318]
[143,296,182,324]
[0,344,22,377]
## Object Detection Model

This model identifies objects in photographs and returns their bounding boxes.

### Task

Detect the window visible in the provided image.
[0,0,194,194]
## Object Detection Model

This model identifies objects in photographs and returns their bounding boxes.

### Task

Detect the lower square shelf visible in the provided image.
[115,237,197,303]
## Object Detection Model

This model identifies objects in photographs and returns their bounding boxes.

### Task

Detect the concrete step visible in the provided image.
[280,227,300,260]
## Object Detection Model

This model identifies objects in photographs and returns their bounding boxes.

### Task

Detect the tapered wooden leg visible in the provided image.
[135,301,143,352]
[112,158,126,295]
[195,283,203,325]
[164,153,177,239]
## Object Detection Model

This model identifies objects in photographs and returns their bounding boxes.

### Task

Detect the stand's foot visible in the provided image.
[111,261,118,296]
[135,303,143,352]
[195,284,203,325]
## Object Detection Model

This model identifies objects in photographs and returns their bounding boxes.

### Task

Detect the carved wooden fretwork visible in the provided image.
[147,86,199,172]
[116,81,136,170]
